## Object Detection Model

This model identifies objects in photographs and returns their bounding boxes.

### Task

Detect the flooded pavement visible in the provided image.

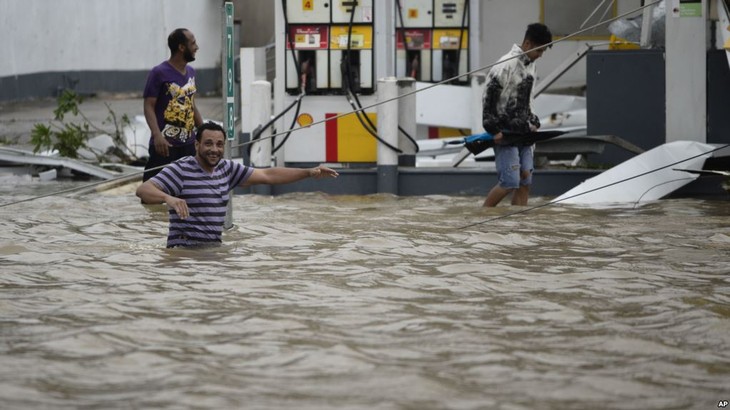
[0,181,729,409]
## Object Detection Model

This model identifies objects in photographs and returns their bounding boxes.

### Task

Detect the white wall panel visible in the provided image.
[1,0,221,77]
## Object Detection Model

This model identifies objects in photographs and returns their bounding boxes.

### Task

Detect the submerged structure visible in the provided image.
[2,0,729,203]
[232,0,730,201]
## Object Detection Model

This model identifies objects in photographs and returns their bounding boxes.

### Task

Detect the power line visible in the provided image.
[232,0,663,150]
[456,143,730,230]
[0,0,668,208]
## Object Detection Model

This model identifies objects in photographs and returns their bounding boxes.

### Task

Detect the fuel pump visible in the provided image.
[395,0,472,140]
[283,0,374,95]
[330,21,374,93]
[395,0,469,85]
[285,24,329,94]
[396,0,432,81]
[277,0,384,165]
[432,0,469,84]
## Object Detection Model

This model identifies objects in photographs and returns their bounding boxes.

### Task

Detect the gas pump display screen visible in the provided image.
[329,26,373,50]
[287,25,329,49]
[396,29,432,50]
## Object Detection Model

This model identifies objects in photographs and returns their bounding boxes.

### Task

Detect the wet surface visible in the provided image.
[1,182,729,409]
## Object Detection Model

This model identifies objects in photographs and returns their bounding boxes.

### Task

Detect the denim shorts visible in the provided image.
[494,144,534,189]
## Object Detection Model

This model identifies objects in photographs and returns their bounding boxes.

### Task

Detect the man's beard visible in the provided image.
[200,150,221,168]
[183,48,196,63]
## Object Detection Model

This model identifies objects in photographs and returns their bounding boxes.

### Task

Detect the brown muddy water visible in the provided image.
[1,180,729,409]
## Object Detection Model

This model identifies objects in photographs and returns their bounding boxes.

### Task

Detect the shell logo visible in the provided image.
[297,113,314,127]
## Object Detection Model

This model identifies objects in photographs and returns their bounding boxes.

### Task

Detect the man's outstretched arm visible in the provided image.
[242,165,338,187]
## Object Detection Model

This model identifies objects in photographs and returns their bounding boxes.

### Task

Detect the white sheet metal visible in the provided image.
[415,81,471,128]
[0,147,117,180]
[552,140,715,206]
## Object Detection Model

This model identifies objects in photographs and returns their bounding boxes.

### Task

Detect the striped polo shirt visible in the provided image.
[150,156,253,248]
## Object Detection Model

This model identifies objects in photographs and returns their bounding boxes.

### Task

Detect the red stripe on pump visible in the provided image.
[428,126,439,139]
[325,113,338,162]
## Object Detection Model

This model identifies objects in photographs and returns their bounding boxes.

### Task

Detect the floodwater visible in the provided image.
[1,180,729,410]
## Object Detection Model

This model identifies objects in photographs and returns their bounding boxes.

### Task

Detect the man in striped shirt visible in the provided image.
[136,122,339,248]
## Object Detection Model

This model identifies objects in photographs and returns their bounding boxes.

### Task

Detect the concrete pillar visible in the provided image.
[250,80,272,167]
[397,77,417,166]
[223,3,234,230]
[273,0,287,167]
[640,3,655,47]
[470,73,487,134]
[374,0,395,79]
[240,47,267,159]
[665,0,707,143]
[250,80,272,195]
[377,77,399,194]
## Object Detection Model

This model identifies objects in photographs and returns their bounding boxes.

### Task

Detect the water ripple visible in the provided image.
[0,189,728,409]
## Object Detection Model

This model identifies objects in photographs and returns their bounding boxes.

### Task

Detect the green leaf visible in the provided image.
[53,89,82,121]
[30,123,53,153]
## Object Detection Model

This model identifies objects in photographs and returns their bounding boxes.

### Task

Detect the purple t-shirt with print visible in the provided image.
[143,61,198,146]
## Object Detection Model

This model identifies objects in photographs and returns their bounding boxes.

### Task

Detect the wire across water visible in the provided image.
[0,184,728,409]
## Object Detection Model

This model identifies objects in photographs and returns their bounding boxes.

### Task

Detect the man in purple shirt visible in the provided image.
[142,28,204,181]
[135,122,339,248]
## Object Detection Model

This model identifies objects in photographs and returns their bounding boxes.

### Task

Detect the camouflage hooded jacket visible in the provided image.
[482,44,540,137]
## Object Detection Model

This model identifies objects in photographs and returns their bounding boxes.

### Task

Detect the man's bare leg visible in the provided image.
[484,185,513,207]
[511,185,530,205]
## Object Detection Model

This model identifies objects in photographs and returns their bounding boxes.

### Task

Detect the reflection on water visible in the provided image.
[1,181,729,409]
